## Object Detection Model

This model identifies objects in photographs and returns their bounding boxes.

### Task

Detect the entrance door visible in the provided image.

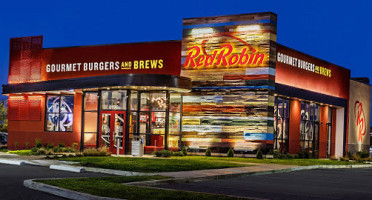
[99,111,126,154]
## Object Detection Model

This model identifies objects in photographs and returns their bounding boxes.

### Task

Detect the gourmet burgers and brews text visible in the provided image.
[46,59,164,73]
[277,52,331,77]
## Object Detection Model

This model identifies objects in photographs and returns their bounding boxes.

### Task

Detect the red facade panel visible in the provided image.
[8,36,42,84]
[7,96,41,121]
[276,44,350,99]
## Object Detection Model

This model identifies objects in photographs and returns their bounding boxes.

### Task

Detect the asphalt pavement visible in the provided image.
[158,168,372,200]
[0,163,106,200]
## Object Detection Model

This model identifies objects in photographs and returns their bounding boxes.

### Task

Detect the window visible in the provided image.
[168,92,182,150]
[83,92,99,147]
[101,90,127,110]
[274,97,289,153]
[300,102,319,154]
[45,95,74,132]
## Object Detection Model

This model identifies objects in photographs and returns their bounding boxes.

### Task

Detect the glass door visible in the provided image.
[99,111,126,154]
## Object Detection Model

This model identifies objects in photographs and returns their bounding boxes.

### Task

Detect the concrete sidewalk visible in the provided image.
[156,163,297,179]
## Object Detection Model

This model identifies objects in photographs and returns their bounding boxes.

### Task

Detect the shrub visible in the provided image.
[46,149,54,155]
[303,150,310,159]
[286,154,296,159]
[353,154,362,162]
[37,147,47,155]
[227,148,234,157]
[340,157,349,161]
[72,143,79,150]
[31,147,38,153]
[14,142,19,149]
[25,142,30,149]
[45,143,54,150]
[273,149,280,159]
[256,148,263,159]
[347,151,353,159]
[35,139,42,148]
[182,146,188,156]
[298,150,310,159]
[173,151,184,156]
[278,154,288,159]
[53,147,61,153]
[205,147,211,157]
[83,147,109,156]
[58,143,65,148]
[65,147,75,153]
[153,150,173,157]
[356,151,369,159]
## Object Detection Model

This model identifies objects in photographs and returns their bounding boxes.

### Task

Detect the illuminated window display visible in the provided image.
[83,92,99,147]
[45,95,74,132]
[300,102,319,154]
[82,89,183,154]
[274,97,289,153]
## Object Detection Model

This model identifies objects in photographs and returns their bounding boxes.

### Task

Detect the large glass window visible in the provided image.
[83,92,98,148]
[300,102,319,154]
[274,97,289,153]
[168,92,182,150]
[101,90,127,110]
[45,95,74,132]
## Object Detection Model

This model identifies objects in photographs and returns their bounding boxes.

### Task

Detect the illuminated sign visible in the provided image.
[184,33,266,69]
[45,59,164,73]
[354,101,366,143]
[277,52,331,77]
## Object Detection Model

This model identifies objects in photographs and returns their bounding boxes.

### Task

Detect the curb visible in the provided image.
[83,166,147,176]
[0,159,26,166]
[24,179,124,200]
[49,165,85,173]
[128,164,372,187]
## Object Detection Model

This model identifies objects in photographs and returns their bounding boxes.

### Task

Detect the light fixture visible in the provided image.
[191,28,214,35]
[236,25,261,32]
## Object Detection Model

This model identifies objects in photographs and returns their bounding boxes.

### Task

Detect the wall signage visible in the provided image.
[277,52,331,77]
[354,101,366,143]
[39,41,181,81]
[46,59,164,73]
[348,79,371,153]
[184,33,266,69]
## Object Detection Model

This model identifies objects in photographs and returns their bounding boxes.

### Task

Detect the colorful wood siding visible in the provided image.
[181,13,277,151]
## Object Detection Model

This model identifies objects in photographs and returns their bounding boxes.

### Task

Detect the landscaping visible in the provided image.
[59,156,246,172]
[36,175,245,200]
[172,156,359,166]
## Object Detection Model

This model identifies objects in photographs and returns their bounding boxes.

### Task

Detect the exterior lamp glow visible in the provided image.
[236,25,261,32]
[191,28,214,35]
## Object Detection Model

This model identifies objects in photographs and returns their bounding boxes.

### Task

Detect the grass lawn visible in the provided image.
[59,156,246,172]
[172,156,357,166]
[8,150,35,155]
[37,175,245,200]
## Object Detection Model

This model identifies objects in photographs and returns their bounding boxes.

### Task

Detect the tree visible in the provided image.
[0,100,7,133]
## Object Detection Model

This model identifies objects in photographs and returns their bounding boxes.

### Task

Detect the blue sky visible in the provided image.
[0,0,371,94]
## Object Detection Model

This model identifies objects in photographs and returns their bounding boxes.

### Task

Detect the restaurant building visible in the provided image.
[3,12,370,158]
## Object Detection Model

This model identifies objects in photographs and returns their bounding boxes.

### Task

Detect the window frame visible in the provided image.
[44,94,74,132]
[274,96,290,153]
[299,101,320,153]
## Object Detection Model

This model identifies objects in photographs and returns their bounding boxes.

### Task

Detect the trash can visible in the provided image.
[132,135,144,156]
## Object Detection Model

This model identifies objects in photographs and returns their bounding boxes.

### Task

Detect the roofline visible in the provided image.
[183,11,277,20]
[276,43,350,72]
[43,39,181,50]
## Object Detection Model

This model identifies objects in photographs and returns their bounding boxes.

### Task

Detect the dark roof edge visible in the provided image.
[276,43,350,72]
